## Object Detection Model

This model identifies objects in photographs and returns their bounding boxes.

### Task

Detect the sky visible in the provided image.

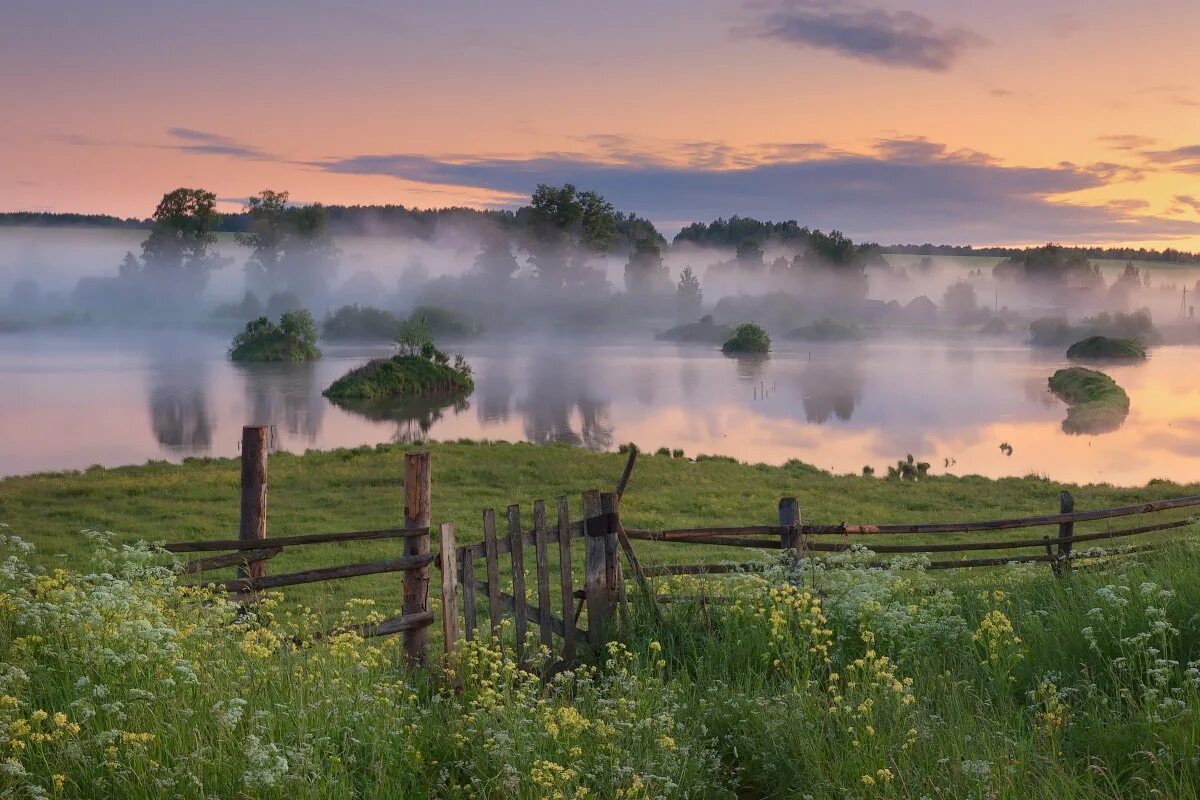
[1,0,1198,247]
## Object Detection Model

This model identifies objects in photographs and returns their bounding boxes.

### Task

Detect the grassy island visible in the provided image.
[1066,335,1147,361]
[322,304,400,341]
[229,309,321,362]
[323,317,473,401]
[1048,366,1130,434]
[721,322,771,354]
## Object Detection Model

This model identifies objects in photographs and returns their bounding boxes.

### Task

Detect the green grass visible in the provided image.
[1048,367,1131,434]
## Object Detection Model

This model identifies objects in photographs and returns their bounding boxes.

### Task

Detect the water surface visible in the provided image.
[2,329,1198,485]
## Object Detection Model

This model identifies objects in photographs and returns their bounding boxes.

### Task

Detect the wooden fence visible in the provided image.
[621,490,1200,582]
[168,431,1200,668]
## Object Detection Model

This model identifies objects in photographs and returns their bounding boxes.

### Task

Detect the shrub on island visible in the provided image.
[229,309,321,362]
[786,318,861,341]
[323,317,473,401]
[721,322,771,354]
[1065,335,1147,361]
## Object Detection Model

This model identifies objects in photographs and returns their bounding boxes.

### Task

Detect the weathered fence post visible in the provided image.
[779,497,801,560]
[238,425,269,580]
[508,504,528,661]
[583,490,608,651]
[402,451,432,665]
[557,496,576,662]
[483,509,502,635]
[533,500,554,651]
[1057,491,1075,574]
[600,492,626,619]
[439,522,460,664]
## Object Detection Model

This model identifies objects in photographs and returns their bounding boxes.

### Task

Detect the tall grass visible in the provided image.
[2,522,1199,798]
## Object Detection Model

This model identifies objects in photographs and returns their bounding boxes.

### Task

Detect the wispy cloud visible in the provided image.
[308,136,1192,244]
[739,0,987,72]
[1098,134,1158,152]
[1176,195,1200,214]
[1144,144,1200,174]
[164,128,277,161]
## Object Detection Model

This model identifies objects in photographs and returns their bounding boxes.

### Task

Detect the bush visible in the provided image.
[721,322,771,354]
[786,318,860,341]
[1066,335,1147,361]
[229,309,321,362]
[407,305,481,339]
[656,316,733,343]
[322,305,400,341]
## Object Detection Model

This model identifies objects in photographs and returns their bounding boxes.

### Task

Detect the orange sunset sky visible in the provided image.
[2,0,1198,246]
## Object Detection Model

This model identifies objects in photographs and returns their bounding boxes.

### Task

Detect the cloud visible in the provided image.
[164,128,277,161]
[1144,144,1200,174]
[1176,195,1200,214]
[309,136,1196,244]
[740,0,987,72]
[1098,134,1157,152]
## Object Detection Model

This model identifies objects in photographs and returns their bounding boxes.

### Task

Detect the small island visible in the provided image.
[1065,335,1147,361]
[1048,366,1130,434]
[656,315,734,344]
[229,309,321,362]
[322,304,401,341]
[323,318,473,401]
[721,322,771,355]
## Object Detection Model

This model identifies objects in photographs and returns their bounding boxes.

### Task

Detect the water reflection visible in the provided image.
[147,362,214,451]
[475,362,512,423]
[800,356,864,424]
[332,394,470,444]
[235,362,325,442]
[728,353,768,383]
[516,353,613,450]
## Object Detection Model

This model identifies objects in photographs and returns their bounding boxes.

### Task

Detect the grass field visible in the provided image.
[4,441,1200,798]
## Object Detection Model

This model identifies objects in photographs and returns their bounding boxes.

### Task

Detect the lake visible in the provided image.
[2,329,1198,485]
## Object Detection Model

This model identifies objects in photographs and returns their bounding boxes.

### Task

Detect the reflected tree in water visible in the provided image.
[800,356,864,424]
[475,361,512,424]
[235,362,325,443]
[516,353,613,450]
[729,354,768,383]
[147,363,214,451]
[333,394,470,444]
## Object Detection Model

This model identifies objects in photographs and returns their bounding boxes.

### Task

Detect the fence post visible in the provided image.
[583,490,608,651]
[238,425,269,580]
[403,451,432,665]
[557,496,576,662]
[1057,491,1075,574]
[779,497,801,560]
[439,522,460,665]
[508,504,528,662]
[600,492,626,619]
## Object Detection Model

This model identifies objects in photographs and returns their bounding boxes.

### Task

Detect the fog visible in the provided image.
[4,222,1198,343]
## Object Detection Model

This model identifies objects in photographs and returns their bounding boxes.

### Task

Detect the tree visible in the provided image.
[942,280,978,325]
[519,183,620,287]
[676,267,702,313]
[394,316,434,358]
[130,187,229,296]
[623,238,670,294]
[735,240,764,272]
[473,230,519,281]
[236,190,339,300]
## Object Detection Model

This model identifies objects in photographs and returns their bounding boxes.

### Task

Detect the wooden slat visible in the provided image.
[508,505,528,661]
[483,509,502,636]
[320,611,435,641]
[166,527,429,553]
[801,495,1200,535]
[439,523,460,661]
[203,553,436,592]
[533,500,554,650]
[583,490,607,649]
[469,579,586,642]
[180,547,282,575]
[601,493,621,615]
[459,545,477,641]
[557,496,576,662]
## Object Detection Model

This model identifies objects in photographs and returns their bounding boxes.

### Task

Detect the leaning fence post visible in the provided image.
[600,492,626,619]
[779,497,801,560]
[1057,491,1075,573]
[238,425,269,581]
[583,490,608,651]
[403,451,432,665]
[438,522,460,665]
